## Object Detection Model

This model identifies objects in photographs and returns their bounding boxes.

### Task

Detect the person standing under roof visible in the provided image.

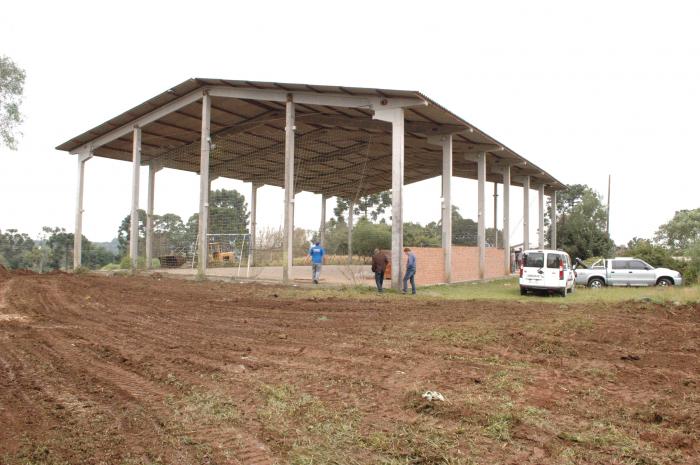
[307,241,325,284]
[371,249,389,293]
[402,247,417,295]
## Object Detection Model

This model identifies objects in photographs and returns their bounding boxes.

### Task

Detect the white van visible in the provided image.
[519,249,576,297]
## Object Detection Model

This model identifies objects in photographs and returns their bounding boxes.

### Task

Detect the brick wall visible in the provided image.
[387,247,506,285]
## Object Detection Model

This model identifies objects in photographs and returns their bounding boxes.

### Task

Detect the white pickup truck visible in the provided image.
[573,257,683,288]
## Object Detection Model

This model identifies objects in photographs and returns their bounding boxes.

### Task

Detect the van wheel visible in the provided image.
[588,278,605,289]
[656,278,673,287]
[520,287,527,296]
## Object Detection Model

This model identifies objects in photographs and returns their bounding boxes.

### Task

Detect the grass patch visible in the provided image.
[166,388,239,426]
[484,402,520,442]
[366,425,472,465]
[257,384,364,465]
[281,277,700,305]
[431,328,501,349]
[427,278,700,304]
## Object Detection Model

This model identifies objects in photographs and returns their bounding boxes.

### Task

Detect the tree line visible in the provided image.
[3,184,698,283]
[546,184,700,283]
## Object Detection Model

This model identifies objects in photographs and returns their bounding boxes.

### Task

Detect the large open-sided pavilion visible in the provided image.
[57,78,564,289]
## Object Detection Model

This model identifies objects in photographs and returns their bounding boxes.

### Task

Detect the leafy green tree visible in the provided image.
[623,237,676,268]
[451,206,478,246]
[0,229,35,268]
[185,189,250,242]
[209,189,249,234]
[0,55,25,150]
[546,184,614,259]
[334,191,392,223]
[404,221,440,247]
[117,209,147,258]
[153,213,188,254]
[654,208,700,253]
[351,219,391,256]
[323,219,348,255]
[43,227,114,270]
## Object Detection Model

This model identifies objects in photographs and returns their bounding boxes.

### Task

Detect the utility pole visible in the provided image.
[606,174,611,235]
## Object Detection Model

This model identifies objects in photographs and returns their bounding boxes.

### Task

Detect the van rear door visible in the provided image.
[545,253,564,288]
[522,252,545,286]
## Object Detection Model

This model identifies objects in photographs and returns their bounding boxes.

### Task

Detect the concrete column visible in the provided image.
[73,152,92,270]
[198,92,211,277]
[523,175,530,250]
[282,95,295,283]
[129,127,142,274]
[493,183,498,249]
[347,200,354,265]
[538,184,545,249]
[477,152,487,280]
[441,135,452,283]
[373,108,404,290]
[250,183,261,262]
[502,165,511,274]
[319,194,327,246]
[550,190,558,249]
[145,162,162,270]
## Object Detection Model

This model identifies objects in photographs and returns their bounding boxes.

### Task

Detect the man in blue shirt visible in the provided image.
[403,247,417,294]
[307,242,325,284]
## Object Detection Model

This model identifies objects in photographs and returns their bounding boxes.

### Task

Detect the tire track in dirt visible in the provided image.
[2,272,699,464]
[7,273,278,465]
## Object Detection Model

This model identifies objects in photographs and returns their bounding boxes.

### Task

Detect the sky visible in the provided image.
[1,0,699,246]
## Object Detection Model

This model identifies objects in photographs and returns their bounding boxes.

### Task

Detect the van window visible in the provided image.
[546,254,561,268]
[523,252,544,268]
[612,260,627,270]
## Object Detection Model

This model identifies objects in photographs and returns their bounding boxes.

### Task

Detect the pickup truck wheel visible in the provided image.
[656,278,673,287]
[588,278,605,289]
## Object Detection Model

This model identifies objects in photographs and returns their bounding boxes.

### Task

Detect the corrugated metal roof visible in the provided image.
[56,78,565,196]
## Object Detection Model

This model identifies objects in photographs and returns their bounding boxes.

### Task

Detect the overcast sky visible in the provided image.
[1,0,698,246]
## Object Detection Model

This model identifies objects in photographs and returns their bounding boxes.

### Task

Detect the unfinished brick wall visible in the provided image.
[387,247,507,285]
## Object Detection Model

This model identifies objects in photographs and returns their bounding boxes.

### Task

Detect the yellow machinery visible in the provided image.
[208,242,236,263]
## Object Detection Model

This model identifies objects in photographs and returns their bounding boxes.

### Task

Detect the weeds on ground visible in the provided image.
[430,328,501,349]
[257,384,364,464]
[165,388,240,426]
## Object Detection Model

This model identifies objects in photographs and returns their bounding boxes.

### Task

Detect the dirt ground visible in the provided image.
[0,270,698,465]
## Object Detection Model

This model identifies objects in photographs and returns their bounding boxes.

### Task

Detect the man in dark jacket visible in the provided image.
[371,249,389,293]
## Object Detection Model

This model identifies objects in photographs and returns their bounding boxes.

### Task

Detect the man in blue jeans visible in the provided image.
[307,242,325,284]
[402,247,417,294]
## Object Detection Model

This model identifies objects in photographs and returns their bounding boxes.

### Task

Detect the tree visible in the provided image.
[43,227,114,270]
[0,55,26,150]
[404,221,440,247]
[451,206,478,246]
[623,237,676,268]
[654,208,700,253]
[351,219,391,256]
[547,185,614,260]
[334,191,392,223]
[209,189,250,235]
[117,209,147,258]
[153,213,188,253]
[0,229,35,269]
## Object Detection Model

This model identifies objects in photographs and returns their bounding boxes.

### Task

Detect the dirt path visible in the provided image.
[0,272,698,464]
